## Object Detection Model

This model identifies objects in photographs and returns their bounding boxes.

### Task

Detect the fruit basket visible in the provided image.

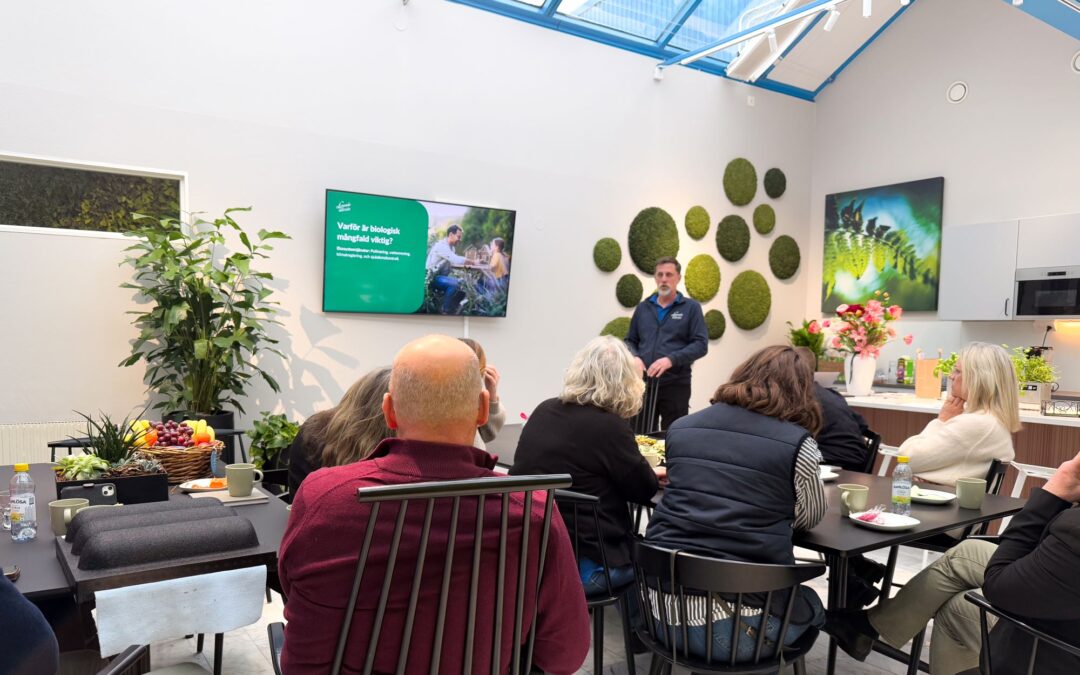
[133,419,224,485]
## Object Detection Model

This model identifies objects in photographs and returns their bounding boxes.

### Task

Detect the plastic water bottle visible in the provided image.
[9,463,37,542]
[892,456,912,516]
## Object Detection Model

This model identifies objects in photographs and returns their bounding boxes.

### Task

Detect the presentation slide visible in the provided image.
[323,190,515,317]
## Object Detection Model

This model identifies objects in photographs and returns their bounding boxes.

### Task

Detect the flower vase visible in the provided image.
[845,354,877,396]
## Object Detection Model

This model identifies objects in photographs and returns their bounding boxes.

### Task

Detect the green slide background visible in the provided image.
[324,191,429,313]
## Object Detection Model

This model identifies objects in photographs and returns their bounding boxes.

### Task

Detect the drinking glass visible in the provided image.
[0,491,10,530]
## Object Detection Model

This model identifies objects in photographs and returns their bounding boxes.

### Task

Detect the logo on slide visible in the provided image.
[336,201,351,213]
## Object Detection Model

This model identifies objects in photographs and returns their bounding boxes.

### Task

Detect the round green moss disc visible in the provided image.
[769,235,801,280]
[764,168,787,199]
[723,158,757,206]
[616,274,644,308]
[716,215,750,262]
[705,310,727,340]
[753,204,776,235]
[593,237,621,272]
[628,207,679,274]
[600,317,631,339]
[685,205,710,240]
[727,271,772,330]
[685,254,721,302]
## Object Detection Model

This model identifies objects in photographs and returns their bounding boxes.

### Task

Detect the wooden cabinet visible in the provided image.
[1016,213,1080,270]
[938,220,1018,320]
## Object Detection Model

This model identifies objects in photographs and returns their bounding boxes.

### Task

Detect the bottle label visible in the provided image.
[10,494,35,524]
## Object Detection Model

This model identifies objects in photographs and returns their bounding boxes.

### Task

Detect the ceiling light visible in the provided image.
[1073,50,1080,73]
[1013,0,1024,5]
[864,0,872,17]
[900,0,910,5]
[767,29,778,52]
[824,8,841,31]
[946,81,968,104]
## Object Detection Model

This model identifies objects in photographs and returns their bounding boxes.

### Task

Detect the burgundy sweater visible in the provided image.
[279,438,590,674]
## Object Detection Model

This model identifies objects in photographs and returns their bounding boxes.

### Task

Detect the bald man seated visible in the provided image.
[278,335,590,674]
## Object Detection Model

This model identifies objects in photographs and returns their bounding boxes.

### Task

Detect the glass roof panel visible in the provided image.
[668,0,779,63]
[556,0,687,41]
[513,0,546,6]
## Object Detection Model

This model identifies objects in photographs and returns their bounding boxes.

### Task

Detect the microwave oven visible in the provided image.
[1014,266,1080,318]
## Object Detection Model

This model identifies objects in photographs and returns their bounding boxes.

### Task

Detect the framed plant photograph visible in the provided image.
[822,177,944,312]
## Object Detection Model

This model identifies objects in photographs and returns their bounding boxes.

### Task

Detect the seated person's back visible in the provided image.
[279,335,589,675]
[814,383,873,472]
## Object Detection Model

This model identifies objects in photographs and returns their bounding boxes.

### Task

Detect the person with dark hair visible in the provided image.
[425,224,467,314]
[793,347,873,471]
[645,345,827,663]
[624,256,709,430]
[0,575,59,675]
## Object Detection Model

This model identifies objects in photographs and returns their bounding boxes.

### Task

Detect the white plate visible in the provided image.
[179,478,228,493]
[848,511,921,531]
[910,488,956,504]
[820,470,839,483]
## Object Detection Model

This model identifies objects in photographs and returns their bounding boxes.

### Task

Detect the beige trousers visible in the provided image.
[868,539,998,675]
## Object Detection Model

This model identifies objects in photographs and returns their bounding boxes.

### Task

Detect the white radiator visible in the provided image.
[0,421,86,465]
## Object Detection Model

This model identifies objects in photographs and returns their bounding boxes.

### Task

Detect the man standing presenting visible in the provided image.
[625,256,708,430]
[426,224,467,314]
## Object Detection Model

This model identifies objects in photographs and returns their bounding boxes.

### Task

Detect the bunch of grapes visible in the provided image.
[152,420,197,447]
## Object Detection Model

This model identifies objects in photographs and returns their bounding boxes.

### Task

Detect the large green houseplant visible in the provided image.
[119,208,289,424]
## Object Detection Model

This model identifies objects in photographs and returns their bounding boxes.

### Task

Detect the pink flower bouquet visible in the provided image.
[829,291,911,360]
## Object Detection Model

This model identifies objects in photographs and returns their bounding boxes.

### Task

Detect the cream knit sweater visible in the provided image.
[899,411,1015,487]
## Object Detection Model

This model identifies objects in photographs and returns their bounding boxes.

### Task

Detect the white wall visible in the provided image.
[810,0,1080,388]
[0,0,816,425]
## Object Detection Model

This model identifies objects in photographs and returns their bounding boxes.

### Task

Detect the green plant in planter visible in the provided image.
[933,352,959,378]
[787,320,825,367]
[249,412,300,470]
[1007,346,1058,384]
[56,409,165,481]
[120,208,289,415]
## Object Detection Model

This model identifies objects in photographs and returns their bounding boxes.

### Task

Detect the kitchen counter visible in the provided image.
[842,392,1080,428]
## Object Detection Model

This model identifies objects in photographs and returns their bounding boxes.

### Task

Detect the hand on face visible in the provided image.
[647,357,674,378]
[483,364,500,401]
[1044,450,1080,503]
[938,395,966,422]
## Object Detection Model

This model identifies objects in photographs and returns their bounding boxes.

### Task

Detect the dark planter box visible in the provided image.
[55,473,170,505]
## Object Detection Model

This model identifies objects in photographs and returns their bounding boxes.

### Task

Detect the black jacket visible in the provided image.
[624,293,708,385]
[509,398,658,567]
[814,384,872,472]
[982,488,1080,675]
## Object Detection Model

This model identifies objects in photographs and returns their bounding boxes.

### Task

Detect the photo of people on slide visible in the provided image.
[423,203,514,316]
[323,190,515,317]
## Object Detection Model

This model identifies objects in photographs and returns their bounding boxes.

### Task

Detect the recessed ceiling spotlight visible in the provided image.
[864,0,873,18]
[1012,0,1024,6]
[1073,50,1080,74]
[946,81,968,104]
[824,8,841,31]
[900,0,910,5]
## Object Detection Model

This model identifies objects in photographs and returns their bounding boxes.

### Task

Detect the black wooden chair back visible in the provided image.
[862,430,882,474]
[964,591,1080,675]
[632,377,661,435]
[631,541,824,673]
[329,474,572,675]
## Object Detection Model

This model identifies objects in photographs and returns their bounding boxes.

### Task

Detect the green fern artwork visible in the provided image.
[822,177,943,312]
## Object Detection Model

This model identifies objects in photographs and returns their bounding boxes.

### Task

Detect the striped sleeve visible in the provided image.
[793,437,827,531]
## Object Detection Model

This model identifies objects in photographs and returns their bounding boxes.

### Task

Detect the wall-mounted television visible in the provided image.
[323,189,516,317]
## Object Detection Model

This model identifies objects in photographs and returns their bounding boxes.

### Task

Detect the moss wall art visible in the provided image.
[769,235,801,280]
[685,254,720,302]
[728,271,772,330]
[593,237,621,272]
[764,168,787,199]
[616,274,644,307]
[685,205,710,240]
[716,215,750,262]
[705,309,727,340]
[753,204,776,235]
[723,158,757,206]
[628,207,679,274]
[600,316,631,339]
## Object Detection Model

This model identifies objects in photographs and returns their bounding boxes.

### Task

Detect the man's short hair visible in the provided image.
[447,225,462,236]
[654,257,681,274]
[390,345,482,428]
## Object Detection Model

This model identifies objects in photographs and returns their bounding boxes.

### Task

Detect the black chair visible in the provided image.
[266,474,572,675]
[259,468,291,502]
[631,541,825,674]
[632,377,661,435]
[960,591,1080,675]
[555,489,638,675]
[862,430,882,474]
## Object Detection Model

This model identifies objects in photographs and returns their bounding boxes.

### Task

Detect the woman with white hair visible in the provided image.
[510,336,666,595]
[899,341,1020,486]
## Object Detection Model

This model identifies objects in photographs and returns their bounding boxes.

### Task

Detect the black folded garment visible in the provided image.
[65,496,222,542]
[69,505,236,555]
[77,516,259,571]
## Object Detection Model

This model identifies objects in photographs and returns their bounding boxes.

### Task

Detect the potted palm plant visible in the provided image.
[119,208,289,458]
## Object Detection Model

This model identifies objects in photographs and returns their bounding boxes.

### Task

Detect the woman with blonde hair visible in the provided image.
[511,336,664,595]
[899,341,1020,486]
[286,367,394,496]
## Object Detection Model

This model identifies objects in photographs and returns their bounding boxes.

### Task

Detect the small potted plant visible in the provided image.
[1008,346,1058,408]
[788,319,843,385]
[248,412,300,470]
[55,410,170,504]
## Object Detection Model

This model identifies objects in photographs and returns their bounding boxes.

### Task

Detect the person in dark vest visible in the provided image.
[645,345,827,663]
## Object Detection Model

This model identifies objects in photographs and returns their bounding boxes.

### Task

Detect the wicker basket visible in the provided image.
[137,441,225,484]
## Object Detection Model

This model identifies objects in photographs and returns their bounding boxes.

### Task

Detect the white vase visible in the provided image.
[845,354,877,396]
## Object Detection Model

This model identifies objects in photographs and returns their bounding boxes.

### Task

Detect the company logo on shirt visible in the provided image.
[671,311,684,320]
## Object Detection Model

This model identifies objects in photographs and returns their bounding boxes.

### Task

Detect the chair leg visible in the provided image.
[213,633,224,675]
[196,633,204,653]
[880,546,900,599]
[265,586,272,603]
[907,627,926,675]
[592,606,605,675]
[618,596,637,675]
[793,655,807,675]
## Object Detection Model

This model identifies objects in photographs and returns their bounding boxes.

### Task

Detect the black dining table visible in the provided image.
[794,470,1027,675]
